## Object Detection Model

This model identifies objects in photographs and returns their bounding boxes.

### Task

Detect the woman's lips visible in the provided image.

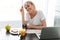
[27,9,31,12]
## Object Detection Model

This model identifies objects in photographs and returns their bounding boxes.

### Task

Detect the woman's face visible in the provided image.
[24,3,35,13]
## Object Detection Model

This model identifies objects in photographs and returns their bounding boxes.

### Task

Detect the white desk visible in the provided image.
[26,29,41,39]
[0,28,41,39]
[10,28,41,39]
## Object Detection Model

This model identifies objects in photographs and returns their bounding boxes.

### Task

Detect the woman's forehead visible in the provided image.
[24,2,31,6]
[24,2,30,7]
[24,1,35,7]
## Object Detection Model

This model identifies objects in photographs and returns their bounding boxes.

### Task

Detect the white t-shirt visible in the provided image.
[26,11,45,26]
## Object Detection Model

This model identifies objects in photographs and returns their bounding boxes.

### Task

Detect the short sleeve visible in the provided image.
[39,11,45,21]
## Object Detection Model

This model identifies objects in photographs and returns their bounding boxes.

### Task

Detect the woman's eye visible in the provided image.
[24,5,30,9]
[27,5,29,7]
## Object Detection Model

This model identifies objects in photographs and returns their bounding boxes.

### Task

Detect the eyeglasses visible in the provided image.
[24,3,30,9]
[25,5,30,9]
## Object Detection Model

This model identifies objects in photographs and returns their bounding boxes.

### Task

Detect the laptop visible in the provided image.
[40,27,60,39]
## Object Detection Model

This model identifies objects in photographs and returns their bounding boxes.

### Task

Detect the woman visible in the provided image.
[20,1,46,30]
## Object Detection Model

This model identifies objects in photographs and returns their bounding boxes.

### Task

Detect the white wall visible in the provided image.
[47,0,56,27]
[0,0,56,27]
[0,0,22,21]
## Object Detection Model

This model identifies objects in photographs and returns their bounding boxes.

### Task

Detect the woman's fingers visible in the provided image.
[20,6,24,14]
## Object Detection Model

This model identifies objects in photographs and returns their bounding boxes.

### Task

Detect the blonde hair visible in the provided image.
[24,1,35,8]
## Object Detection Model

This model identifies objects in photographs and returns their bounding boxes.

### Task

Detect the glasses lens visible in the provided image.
[24,3,30,9]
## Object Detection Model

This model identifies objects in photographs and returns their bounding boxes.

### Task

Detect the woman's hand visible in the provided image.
[20,6,25,23]
[20,6,24,16]
[27,25,31,29]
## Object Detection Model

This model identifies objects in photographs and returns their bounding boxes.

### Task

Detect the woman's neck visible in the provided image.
[29,10,37,19]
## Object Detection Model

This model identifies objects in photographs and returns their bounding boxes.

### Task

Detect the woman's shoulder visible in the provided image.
[37,10,43,15]
[37,10,43,13]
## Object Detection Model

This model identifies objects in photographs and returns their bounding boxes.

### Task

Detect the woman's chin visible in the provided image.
[27,10,31,13]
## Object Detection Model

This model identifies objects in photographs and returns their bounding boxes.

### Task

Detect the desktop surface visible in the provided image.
[0,28,39,40]
[40,38,60,40]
